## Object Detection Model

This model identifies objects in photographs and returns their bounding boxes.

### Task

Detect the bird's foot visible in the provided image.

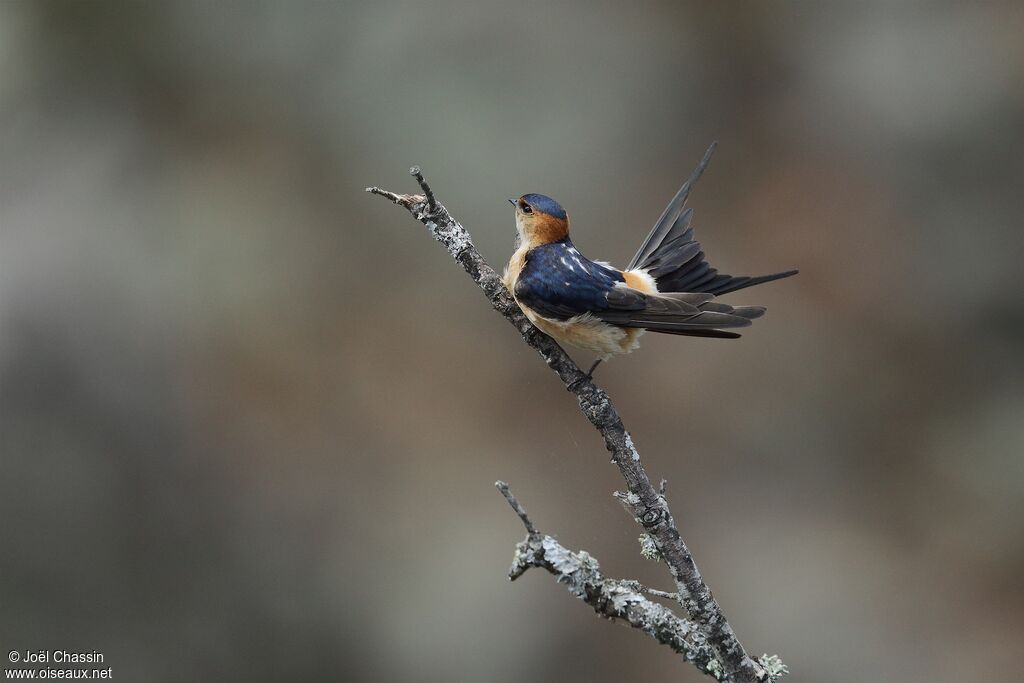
[567,359,603,392]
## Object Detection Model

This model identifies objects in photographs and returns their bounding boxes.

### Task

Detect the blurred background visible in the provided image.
[2,2,1022,681]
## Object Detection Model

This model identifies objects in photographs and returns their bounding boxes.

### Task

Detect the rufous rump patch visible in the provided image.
[622,269,658,294]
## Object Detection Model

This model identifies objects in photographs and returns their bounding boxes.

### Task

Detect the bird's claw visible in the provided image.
[567,372,592,392]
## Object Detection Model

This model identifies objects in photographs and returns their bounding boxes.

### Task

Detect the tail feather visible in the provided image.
[627,144,715,271]
[628,142,797,296]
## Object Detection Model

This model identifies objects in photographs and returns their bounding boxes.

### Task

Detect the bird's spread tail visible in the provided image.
[627,142,798,297]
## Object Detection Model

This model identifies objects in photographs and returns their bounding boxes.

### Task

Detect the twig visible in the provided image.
[368,169,779,682]
[496,481,724,678]
[409,165,436,212]
[495,480,537,536]
[365,186,406,206]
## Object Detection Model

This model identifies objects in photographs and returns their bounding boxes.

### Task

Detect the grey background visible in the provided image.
[2,2,1022,681]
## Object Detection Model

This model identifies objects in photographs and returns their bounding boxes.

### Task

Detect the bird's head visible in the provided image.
[509,193,569,247]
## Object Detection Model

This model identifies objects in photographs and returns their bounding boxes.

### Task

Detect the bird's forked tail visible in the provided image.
[627,142,798,297]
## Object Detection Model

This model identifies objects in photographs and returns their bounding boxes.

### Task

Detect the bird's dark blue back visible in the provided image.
[515,238,625,321]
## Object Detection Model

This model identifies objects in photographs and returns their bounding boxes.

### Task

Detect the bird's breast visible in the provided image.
[516,301,644,361]
[503,244,530,293]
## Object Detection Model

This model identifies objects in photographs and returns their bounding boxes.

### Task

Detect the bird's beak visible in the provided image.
[508,198,517,208]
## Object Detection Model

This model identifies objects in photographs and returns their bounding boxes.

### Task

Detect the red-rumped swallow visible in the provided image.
[503,143,797,377]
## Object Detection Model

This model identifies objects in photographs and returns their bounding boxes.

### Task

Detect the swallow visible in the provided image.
[503,142,797,378]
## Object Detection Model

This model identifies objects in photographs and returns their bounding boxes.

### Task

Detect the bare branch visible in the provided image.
[408,166,436,212]
[500,483,723,678]
[364,186,409,207]
[495,480,537,536]
[369,169,782,682]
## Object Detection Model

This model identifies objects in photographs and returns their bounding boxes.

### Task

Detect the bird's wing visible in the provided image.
[596,288,757,337]
[514,243,759,338]
[513,241,629,321]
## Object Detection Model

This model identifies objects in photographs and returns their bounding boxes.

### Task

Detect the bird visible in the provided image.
[502,142,797,380]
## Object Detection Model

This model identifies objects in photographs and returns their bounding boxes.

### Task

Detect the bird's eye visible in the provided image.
[521,204,533,214]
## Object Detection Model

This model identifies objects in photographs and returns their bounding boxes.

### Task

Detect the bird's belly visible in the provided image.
[520,305,644,360]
